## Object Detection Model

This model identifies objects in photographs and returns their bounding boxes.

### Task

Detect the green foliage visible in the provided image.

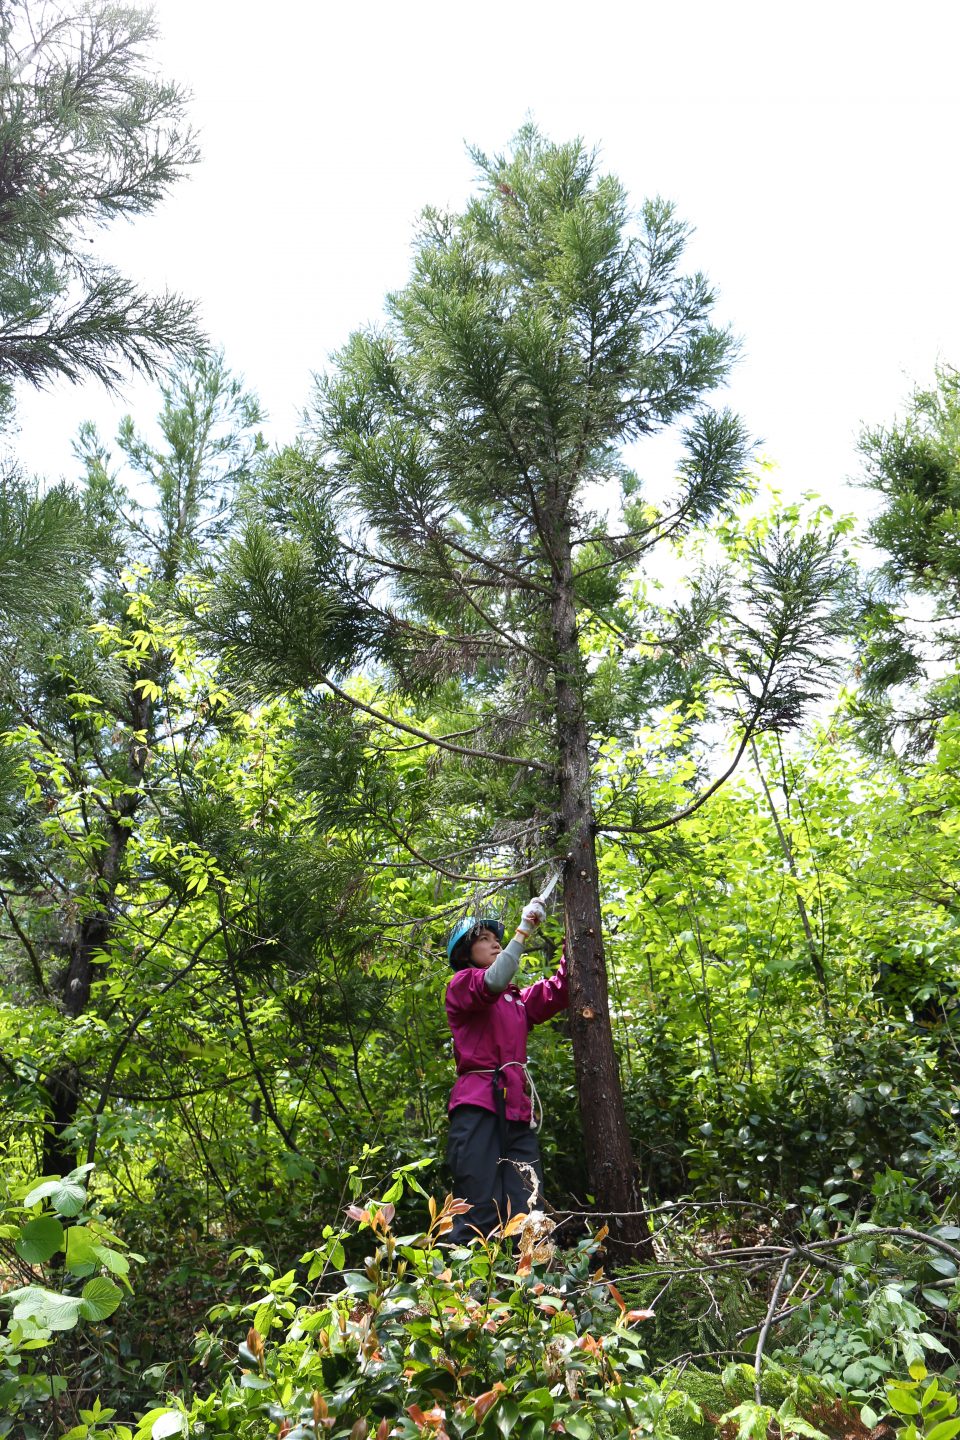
[0,1166,135,1436]
[0,0,201,411]
[856,364,960,752]
[886,1364,960,1440]
[3,107,960,1440]
[136,1188,673,1440]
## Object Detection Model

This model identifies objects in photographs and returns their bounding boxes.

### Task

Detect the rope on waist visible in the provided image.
[459,1061,542,1131]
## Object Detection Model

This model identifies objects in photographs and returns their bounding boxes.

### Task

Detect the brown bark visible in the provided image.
[549,518,649,1257]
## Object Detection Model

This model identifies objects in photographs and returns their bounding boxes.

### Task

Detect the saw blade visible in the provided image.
[539,867,562,904]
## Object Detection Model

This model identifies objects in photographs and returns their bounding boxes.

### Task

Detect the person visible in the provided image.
[444,897,568,1243]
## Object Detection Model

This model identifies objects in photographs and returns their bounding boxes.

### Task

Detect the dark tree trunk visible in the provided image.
[41,696,151,1177]
[549,521,649,1257]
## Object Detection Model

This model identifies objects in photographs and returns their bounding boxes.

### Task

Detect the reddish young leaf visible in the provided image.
[473,1384,505,1423]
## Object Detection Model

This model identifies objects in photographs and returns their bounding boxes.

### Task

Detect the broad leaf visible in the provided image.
[7,1285,83,1331]
[78,1276,122,1322]
[14,1215,64,1265]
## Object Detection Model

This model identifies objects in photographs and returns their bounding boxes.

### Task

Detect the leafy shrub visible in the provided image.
[0,1165,135,1438]
[127,1180,690,1440]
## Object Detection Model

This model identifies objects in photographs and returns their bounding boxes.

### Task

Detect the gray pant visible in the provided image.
[446,1104,544,1244]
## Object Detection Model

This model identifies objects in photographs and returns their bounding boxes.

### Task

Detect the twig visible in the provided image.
[755,1256,791,1402]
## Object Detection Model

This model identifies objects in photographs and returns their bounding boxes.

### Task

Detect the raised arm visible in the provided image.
[520,951,569,1025]
[483,897,547,993]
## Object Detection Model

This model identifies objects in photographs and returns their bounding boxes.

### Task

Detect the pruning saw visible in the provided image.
[539,867,562,907]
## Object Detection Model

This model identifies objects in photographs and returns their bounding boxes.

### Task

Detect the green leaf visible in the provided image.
[22,1180,60,1207]
[65,1226,100,1275]
[7,1285,83,1331]
[494,1397,520,1438]
[46,1179,86,1217]
[922,1289,951,1308]
[22,1177,86,1216]
[889,1390,922,1415]
[78,1277,122,1322]
[14,1215,64,1265]
[151,1414,186,1439]
[561,1415,593,1440]
[926,1423,960,1440]
[94,1245,130,1278]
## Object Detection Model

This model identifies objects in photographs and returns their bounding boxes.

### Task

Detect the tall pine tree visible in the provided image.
[208,130,849,1247]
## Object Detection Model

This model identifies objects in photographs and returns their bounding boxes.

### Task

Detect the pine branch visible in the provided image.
[319,671,554,774]
[428,526,555,597]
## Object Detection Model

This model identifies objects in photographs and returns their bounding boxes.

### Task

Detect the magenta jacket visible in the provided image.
[445,956,569,1123]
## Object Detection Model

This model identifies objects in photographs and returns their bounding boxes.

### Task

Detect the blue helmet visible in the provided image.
[447,916,505,970]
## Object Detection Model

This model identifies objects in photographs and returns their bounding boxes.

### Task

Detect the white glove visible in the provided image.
[516,897,546,939]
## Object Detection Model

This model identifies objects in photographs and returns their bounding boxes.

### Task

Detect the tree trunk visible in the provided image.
[550,522,649,1257]
[41,694,151,1177]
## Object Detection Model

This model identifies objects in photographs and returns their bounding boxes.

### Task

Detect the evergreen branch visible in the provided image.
[569,506,681,551]
[344,537,534,595]
[483,390,562,572]
[354,591,541,667]
[370,724,484,754]
[571,512,688,578]
[444,568,553,667]
[428,527,555,597]
[0,276,202,390]
[381,810,554,885]
[318,672,553,773]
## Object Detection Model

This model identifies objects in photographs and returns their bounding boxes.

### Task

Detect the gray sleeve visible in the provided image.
[483,935,524,994]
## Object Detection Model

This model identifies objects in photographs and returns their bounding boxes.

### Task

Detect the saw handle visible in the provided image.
[515,896,547,940]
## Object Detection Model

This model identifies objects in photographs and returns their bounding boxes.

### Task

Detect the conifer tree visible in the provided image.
[0,0,201,418]
[0,354,263,1176]
[856,363,960,754]
[208,130,849,1246]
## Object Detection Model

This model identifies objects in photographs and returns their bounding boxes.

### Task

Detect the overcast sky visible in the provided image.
[12,0,960,519]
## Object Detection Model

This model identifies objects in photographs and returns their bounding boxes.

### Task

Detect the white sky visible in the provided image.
[11,0,960,520]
